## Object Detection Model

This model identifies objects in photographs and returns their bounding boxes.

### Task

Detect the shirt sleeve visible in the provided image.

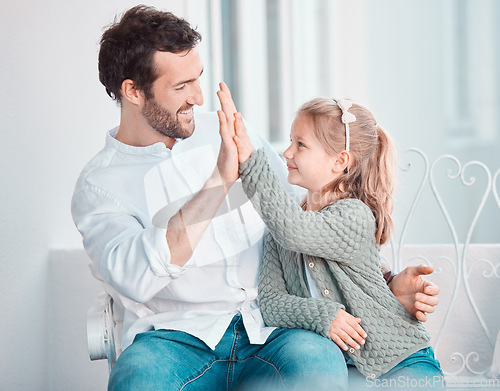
[71,182,186,303]
[239,148,376,263]
[258,232,343,338]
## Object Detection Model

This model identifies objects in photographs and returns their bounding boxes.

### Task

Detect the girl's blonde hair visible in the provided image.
[297,97,397,245]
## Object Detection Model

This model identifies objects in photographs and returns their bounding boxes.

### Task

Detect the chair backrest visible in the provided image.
[381,149,500,385]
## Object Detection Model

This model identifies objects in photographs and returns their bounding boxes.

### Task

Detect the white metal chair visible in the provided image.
[87,292,117,373]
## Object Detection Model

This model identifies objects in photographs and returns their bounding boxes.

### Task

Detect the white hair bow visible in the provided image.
[336,99,356,125]
[333,98,355,152]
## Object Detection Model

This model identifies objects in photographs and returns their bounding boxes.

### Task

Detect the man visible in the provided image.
[72,6,439,390]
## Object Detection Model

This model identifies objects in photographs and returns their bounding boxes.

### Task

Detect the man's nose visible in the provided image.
[187,81,204,106]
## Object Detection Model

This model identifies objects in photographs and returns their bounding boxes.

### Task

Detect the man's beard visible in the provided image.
[142,98,194,140]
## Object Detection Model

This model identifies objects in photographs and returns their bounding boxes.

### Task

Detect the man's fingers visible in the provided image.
[424,284,440,296]
[217,90,235,137]
[414,264,434,276]
[415,300,436,314]
[217,110,227,135]
[415,311,428,322]
[219,82,233,99]
[216,90,234,117]
[218,82,236,113]
[217,110,234,146]
[415,292,439,307]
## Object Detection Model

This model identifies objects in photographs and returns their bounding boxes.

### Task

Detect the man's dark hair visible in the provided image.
[98,5,201,102]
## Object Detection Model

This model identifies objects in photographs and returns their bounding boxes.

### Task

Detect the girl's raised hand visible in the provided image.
[329,309,367,352]
[234,112,255,163]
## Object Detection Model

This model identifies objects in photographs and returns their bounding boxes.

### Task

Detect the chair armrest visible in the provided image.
[86,292,117,372]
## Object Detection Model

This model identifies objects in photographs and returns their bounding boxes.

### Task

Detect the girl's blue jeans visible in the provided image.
[108,315,348,391]
[347,346,445,390]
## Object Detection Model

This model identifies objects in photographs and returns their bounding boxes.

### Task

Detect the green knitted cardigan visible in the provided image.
[239,148,431,378]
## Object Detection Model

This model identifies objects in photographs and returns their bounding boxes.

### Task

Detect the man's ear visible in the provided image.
[333,151,350,173]
[121,79,144,106]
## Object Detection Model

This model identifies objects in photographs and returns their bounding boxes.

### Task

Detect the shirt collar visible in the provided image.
[106,126,182,156]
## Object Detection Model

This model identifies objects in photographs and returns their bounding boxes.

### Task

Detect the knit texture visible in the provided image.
[239,148,431,378]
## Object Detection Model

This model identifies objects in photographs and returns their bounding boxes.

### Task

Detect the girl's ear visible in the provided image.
[332,151,350,173]
[121,79,144,106]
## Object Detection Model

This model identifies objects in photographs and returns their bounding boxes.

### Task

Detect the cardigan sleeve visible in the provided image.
[239,148,376,263]
[258,232,343,338]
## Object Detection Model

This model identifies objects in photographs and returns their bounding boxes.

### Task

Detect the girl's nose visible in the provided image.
[283,144,293,160]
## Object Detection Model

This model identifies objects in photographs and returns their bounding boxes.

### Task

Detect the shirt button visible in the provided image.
[349,347,355,354]
[370,374,376,379]
[308,262,315,268]
[323,289,330,295]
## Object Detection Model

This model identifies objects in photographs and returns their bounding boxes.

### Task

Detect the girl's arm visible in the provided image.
[258,233,343,338]
[232,112,374,263]
[239,148,375,263]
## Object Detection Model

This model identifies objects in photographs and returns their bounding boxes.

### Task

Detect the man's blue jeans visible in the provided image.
[108,315,347,391]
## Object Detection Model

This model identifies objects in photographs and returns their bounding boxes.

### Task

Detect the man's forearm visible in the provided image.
[167,170,231,266]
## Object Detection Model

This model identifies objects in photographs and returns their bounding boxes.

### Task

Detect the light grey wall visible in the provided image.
[361,0,499,244]
[0,1,187,389]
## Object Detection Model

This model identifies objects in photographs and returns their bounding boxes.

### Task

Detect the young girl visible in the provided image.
[229,97,444,386]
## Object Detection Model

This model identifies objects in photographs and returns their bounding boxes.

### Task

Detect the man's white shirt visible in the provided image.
[72,110,302,351]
